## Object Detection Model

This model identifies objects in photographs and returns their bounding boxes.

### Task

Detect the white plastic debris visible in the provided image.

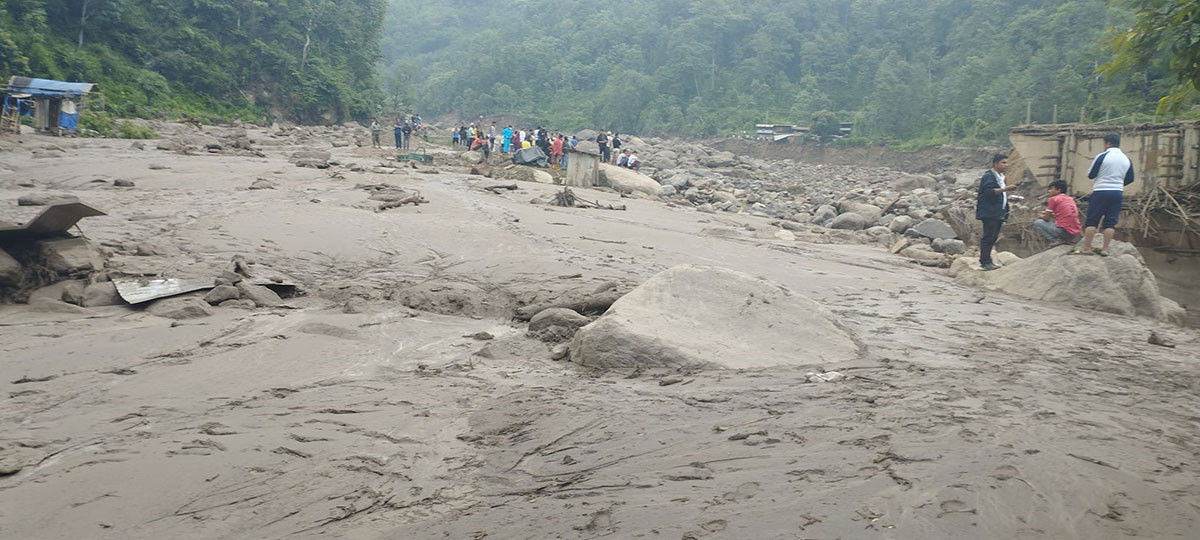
[806,371,847,383]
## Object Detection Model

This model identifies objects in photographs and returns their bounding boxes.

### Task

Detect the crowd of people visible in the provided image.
[370,114,422,150]
[370,115,648,173]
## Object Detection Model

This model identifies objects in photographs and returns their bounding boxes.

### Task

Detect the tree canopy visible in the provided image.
[0,0,386,123]
[1102,0,1200,113]
[381,0,1195,141]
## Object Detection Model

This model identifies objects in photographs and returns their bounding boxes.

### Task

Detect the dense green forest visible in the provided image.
[0,0,385,123]
[381,0,1195,142]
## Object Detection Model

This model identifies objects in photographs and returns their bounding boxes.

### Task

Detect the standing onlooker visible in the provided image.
[502,125,513,153]
[402,121,412,150]
[610,132,623,164]
[1076,133,1134,257]
[370,120,381,149]
[550,134,564,169]
[1033,180,1081,247]
[393,118,403,149]
[976,153,1017,270]
[452,126,460,146]
[569,135,578,149]
[596,131,610,163]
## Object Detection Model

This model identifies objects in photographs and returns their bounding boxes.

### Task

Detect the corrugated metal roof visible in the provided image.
[5,77,97,97]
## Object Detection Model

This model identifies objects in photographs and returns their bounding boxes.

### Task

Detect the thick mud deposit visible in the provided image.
[0,127,1197,539]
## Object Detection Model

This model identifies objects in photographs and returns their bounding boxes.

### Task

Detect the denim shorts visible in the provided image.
[1085,190,1123,229]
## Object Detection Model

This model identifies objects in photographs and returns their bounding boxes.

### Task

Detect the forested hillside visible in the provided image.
[0,0,385,123]
[381,0,1191,142]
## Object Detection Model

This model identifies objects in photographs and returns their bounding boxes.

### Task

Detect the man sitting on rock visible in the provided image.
[1033,180,1081,247]
[626,150,640,171]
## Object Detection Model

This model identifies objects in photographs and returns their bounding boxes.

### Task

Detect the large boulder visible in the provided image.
[598,164,661,196]
[236,282,282,308]
[887,215,914,233]
[0,248,21,286]
[705,151,737,168]
[37,237,104,274]
[18,193,80,206]
[911,218,957,240]
[955,242,1181,322]
[829,213,868,230]
[529,308,591,332]
[837,201,883,220]
[147,297,214,319]
[811,205,837,225]
[570,265,862,369]
[81,282,124,307]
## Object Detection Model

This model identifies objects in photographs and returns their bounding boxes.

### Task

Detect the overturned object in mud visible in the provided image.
[550,187,626,210]
[570,265,862,369]
[0,202,107,241]
[954,242,1185,324]
[114,277,217,304]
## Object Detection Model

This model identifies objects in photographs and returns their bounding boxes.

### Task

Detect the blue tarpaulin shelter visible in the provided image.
[2,77,98,134]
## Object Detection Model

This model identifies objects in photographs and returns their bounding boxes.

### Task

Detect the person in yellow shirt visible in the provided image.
[521,139,531,149]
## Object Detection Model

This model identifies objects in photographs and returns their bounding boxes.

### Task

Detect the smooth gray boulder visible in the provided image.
[204,285,241,305]
[82,282,124,307]
[529,308,591,332]
[912,218,957,240]
[236,282,282,308]
[0,248,21,286]
[811,205,837,225]
[147,297,214,319]
[38,237,104,274]
[888,215,914,233]
[570,265,862,369]
[931,238,966,255]
[955,242,1181,323]
[598,164,660,196]
[829,213,868,230]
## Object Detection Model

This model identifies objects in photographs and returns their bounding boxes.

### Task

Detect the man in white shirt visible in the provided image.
[1077,133,1134,256]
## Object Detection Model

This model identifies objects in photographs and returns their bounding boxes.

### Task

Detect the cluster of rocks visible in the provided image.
[567,136,986,266]
[152,125,264,157]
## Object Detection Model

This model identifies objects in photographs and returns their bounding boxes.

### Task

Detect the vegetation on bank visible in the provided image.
[382,0,1197,143]
[0,0,385,124]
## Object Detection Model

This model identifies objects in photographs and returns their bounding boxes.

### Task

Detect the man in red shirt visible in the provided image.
[1033,180,1082,247]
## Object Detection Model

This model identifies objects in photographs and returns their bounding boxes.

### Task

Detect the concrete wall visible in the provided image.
[566,151,600,188]
[1010,121,1200,197]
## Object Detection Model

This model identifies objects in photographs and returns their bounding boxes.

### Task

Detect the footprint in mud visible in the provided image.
[992,465,1019,480]
[937,499,977,517]
[681,519,727,539]
[722,481,760,502]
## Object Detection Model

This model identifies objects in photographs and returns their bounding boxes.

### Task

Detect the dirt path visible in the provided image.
[0,132,1197,539]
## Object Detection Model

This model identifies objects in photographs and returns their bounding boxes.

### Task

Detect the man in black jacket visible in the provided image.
[976,154,1018,270]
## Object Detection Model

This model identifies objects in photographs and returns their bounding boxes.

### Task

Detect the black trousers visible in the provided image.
[979,219,1003,264]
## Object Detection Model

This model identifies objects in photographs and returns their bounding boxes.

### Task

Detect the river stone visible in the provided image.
[18,193,80,206]
[811,205,837,225]
[570,265,861,369]
[598,164,660,196]
[888,215,914,233]
[829,213,868,230]
[147,297,214,319]
[236,282,282,307]
[529,308,591,332]
[82,282,124,307]
[204,285,241,305]
[38,237,104,274]
[0,248,21,286]
[955,242,1179,323]
[931,238,966,255]
[912,218,957,240]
